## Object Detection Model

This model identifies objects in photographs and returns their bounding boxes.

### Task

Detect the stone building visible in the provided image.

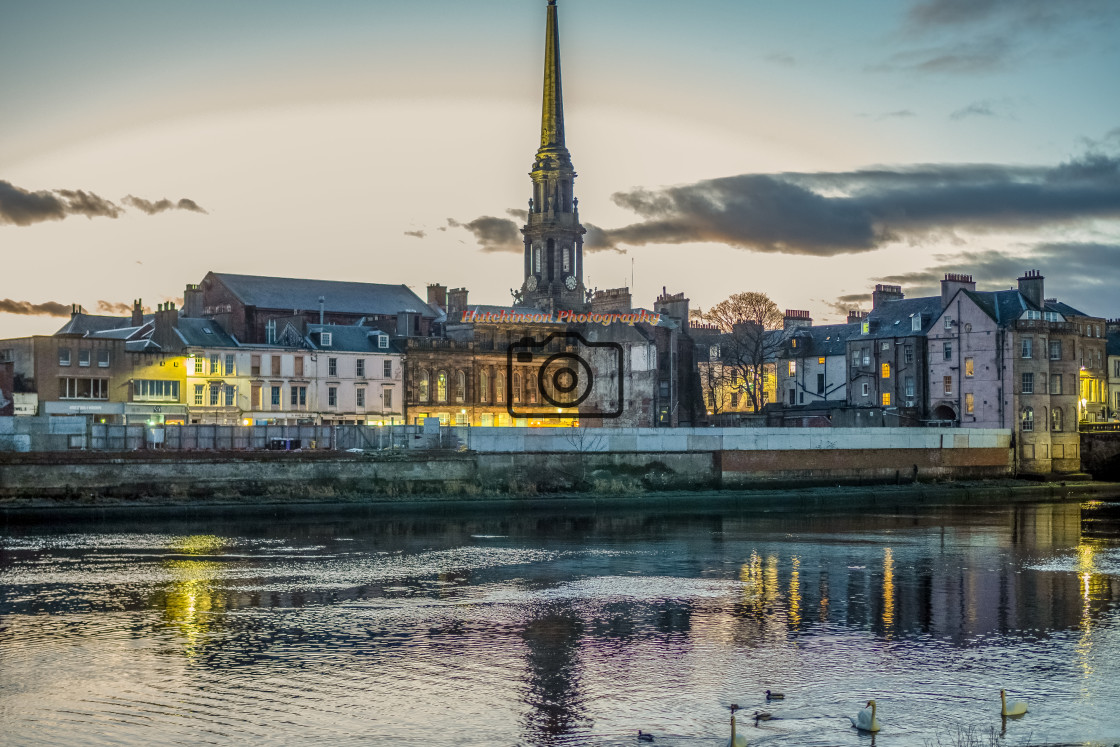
[1108,320,1120,419]
[772,311,859,426]
[926,270,1106,474]
[0,359,13,416]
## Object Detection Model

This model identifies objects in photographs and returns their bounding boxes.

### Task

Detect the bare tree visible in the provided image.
[696,292,785,413]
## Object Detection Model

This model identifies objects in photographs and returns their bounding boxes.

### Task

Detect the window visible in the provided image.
[321,332,333,347]
[562,247,570,272]
[437,371,448,403]
[1021,337,1033,359]
[419,370,430,402]
[384,360,393,378]
[882,392,891,406]
[224,385,236,406]
[943,342,952,361]
[789,388,796,405]
[356,388,366,408]
[1051,407,1062,432]
[195,357,205,374]
[881,363,890,378]
[1050,373,1062,395]
[861,320,870,335]
[862,382,869,397]
[527,374,538,403]
[904,345,913,364]
[328,357,338,377]
[294,357,304,377]
[455,371,466,403]
[1049,340,1061,360]
[271,385,281,407]
[97,350,110,368]
[731,392,740,408]
[378,335,389,350]
[944,316,953,330]
[1114,359,1120,378]
[495,373,505,403]
[817,373,825,394]
[133,380,180,402]
[59,348,71,366]
[383,388,393,409]
[791,339,798,349]
[788,361,796,376]
[209,384,220,406]
[271,356,281,377]
[862,350,870,366]
[356,359,365,378]
[195,384,205,406]
[912,315,921,332]
[210,354,220,375]
[1021,372,1034,394]
[965,392,974,414]
[480,371,489,403]
[943,376,953,395]
[251,355,261,376]
[78,349,91,367]
[965,357,974,377]
[59,377,108,399]
[1021,407,1034,432]
[881,342,889,351]
[290,385,307,407]
[266,319,277,344]
[328,386,337,407]
[818,357,826,365]
[710,344,721,360]
[225,354,235,376]
[904,376,915,398]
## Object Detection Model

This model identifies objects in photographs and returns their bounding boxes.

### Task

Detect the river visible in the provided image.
[2,495,1119,746]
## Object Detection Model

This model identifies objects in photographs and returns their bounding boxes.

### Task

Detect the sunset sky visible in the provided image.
[2,0,1119,338]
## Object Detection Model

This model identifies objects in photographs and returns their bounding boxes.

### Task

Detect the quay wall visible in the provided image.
[0,427,1014,504]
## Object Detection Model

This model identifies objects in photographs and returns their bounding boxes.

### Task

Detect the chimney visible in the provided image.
[847,309,868,325]
[1017,270,1044,309]
[872,284,904,309]
[183,284,203,318]
[427,283,448,310]
[783,309,812,331]
[591,287,632,314]
[1106,318,1120,336]
[153,302,179,351]
[318,296,325,325]
[447,288,469,319]
[131,299,144,326]
[654,289,690,325]
[940,273,976,308]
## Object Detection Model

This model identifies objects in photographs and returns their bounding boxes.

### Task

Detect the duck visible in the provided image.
[725,704,748,747]
[637,730,654,742]
[765,690,784,700]
[1000,689,1028,717]
[849,699,881,732]
[754,711,772,722]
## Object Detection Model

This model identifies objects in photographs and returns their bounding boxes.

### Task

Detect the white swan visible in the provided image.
[1000,689,1028,717]
[725,704,748,747]
[849,699,881,732]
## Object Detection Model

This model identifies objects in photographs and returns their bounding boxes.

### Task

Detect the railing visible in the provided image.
[1080,421,1120,433]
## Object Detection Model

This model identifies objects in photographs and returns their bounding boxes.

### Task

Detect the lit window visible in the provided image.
[965,392,974,414]
[792,339,798,348]
[788,361,796,376]
[965,357,974,377]
[1021,407,1034,432]
[882,392,891,406]
[419,370,430,402]
[194,357,204,374]
[861,320,870,334]
[818,357,825,365]
[437,371,448,403]
[881,363,890,378]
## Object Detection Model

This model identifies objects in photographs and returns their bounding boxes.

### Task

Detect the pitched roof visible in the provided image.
[858,296,943,340]
[1107,330,1120,357]
[55,313,153,336]
[959,289,1090,326]
[308,324,401,353]
[789,322,861,357]
[210,272,437,318]
[174,317,240,348]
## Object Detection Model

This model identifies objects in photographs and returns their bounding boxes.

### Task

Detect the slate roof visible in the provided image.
[307,324,402,354]
[787,322,861,357]
[1107,331,1120,358]
[174,317,240,348]
[858,296,943,340]
[211,273,437,318]
[55,313,154,336]
[959,289,1090,325]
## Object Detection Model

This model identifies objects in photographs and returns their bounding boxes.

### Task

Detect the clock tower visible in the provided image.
[520,0,588,313]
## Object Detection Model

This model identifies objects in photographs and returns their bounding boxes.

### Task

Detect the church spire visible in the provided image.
[540,0,565,151]
[519,0,586,313]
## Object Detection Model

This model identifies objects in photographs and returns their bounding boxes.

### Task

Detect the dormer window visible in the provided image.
[321,332,332,347]
[912,315,921,332]
[861,320,870,335]
[378,335,389,349]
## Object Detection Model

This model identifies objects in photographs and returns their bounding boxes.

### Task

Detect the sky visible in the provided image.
[2,0,1119,338]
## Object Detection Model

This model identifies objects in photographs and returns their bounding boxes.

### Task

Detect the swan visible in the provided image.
[765,690,784,700]
[637,730,654,742]
[1000,690,1028,717]
[725,704,748,747]
[849,699,881,732]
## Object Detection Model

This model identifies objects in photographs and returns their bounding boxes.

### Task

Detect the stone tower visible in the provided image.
[520,0,588,313]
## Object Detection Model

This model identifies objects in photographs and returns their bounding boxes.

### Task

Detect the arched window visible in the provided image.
[495,373,505,404]
[1051,407,1063,432]
[562,247,570,273]
[1021,407,1034,432]
[512,372,522,404]
[418,370,430,403]
[533,246,541,274]
[455,370,466,403]
[479,371,489,404]
[437,370,448,403]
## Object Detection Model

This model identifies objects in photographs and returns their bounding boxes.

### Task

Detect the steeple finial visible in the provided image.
[540,0,565,150]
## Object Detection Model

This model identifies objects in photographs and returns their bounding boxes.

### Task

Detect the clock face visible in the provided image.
[526,275,538,291]
[564,275,577,290]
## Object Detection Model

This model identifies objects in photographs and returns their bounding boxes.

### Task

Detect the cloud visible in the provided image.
[95,300,144,315]
[821,293,873,317]
[122,195,207,215]
[950,98,1016,120]
[0,299,72,316]
[592,153,1120,256]
[404,229,426,239]
[877,109,917,120]
[869,241,1120,317]
[1,180,207,226]
[447,215,522,252]
[765,52,796,67]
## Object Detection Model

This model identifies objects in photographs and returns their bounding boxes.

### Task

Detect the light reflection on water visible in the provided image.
[1,499,1120,746]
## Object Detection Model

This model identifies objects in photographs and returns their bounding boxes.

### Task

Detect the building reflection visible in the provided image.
[519,605,589,746]
[159,535,229,659]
